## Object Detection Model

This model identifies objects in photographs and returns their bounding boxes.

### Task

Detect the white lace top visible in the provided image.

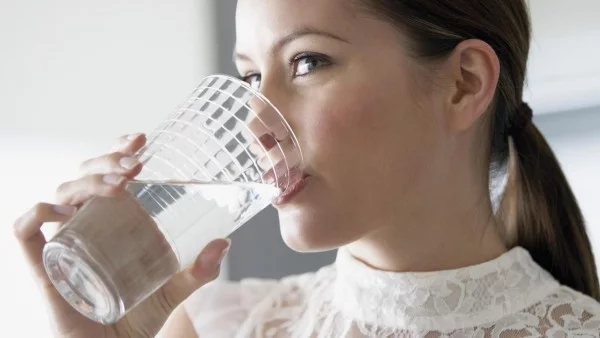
[183,247,600,337]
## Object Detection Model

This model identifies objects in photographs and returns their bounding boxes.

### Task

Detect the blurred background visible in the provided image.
[1,0,598,336]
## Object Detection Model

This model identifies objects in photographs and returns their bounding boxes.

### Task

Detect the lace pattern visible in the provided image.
[184,247,600,337]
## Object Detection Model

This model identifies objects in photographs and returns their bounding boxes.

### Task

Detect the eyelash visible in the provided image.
[289,52,332,76]
[239,52,332,87]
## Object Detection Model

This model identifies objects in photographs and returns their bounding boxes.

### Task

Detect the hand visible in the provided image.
[13,133,230,338]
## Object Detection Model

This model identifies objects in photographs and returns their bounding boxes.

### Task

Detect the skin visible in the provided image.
[14,0,510,336]
[233,0,506,271]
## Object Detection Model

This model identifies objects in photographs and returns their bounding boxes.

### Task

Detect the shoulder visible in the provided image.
[521,285,600,335]
[546,286,600,322]
[182,265,336,336]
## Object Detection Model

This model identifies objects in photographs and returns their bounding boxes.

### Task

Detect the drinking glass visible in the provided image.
[42,75,303,324]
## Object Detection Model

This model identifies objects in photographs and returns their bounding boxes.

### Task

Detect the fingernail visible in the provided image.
[218,239,232,264]
[103,174,125,186]
[127,133,143,141]
[53,205,76,216]
[119,157,139,170]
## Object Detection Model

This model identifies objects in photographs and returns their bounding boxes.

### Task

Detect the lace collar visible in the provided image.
[332,246,560,332]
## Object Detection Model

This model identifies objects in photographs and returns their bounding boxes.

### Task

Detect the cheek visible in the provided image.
[301,78,437,210]
[306,81,425,172]
[301,84,390,162]
[277,72,439,251]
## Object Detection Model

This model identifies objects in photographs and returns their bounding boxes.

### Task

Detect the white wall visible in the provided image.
[535,108,600,269]
[526,0,600,263]
[0,1,216,336]
[526,0,600,114]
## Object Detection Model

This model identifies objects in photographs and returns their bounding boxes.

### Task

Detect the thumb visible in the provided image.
[188,238,231,286]
[162,238,231,305]
[113,239,231,337]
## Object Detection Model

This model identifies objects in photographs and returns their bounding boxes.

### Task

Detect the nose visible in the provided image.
[243,79,303,186]
[245,74,303,146]
[247,94,289,143]
[258,76,298,128]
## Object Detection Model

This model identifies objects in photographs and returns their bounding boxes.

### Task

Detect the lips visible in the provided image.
[261,164,310,205]
[272,170,310,206]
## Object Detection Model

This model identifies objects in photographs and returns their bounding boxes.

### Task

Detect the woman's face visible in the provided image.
[235,0,451,252]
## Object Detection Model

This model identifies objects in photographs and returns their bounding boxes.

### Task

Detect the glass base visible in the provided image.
[43,234,123,325]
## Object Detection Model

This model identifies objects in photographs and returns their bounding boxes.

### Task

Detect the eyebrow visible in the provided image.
[233,27,350,63]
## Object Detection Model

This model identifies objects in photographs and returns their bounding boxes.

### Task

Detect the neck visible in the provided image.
[346,200,507,273]
[346,152,508,272]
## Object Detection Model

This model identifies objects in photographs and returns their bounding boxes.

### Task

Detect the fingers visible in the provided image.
[117,239,231,336]
[190,238,231,281]
[110,133,147,155]
[79,152,142,177]
[79,133,146,177]
[13,203,76,288]
[57,133,145,206]
[160,239,231,307]
[14,203,75,240]
[56,174,127,206]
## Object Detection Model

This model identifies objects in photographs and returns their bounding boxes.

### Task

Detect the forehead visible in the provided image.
[235,0,360,50]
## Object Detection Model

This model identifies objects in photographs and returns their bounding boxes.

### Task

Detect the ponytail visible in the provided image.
[503,109,600,301]
[358,0,600,300]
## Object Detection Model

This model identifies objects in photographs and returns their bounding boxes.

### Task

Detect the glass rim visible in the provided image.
[136,73,304,192]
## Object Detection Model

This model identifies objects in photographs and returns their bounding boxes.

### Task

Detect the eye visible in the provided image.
[292,53,332,77]
[241,73,261,90]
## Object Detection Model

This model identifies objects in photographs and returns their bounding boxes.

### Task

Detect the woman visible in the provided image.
[14,0,600,337]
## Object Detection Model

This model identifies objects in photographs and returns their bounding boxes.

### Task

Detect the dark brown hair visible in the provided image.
[357,0,600,300]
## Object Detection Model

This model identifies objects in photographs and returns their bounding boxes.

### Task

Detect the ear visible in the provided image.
[444,39,500,133]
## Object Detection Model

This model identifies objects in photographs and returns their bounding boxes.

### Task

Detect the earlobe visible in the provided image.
[446,39,500,133]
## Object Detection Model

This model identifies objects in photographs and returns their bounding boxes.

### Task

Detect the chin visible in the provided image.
[276,206,359,253]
